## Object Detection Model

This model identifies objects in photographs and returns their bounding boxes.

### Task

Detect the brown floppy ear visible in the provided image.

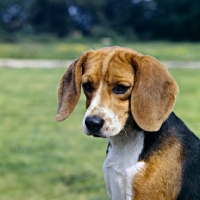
[56,52,88,122]
[131,55,179,132]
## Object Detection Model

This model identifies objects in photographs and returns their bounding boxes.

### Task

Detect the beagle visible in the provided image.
[56,46,200,200]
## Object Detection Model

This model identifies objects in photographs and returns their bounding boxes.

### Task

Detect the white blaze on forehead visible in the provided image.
[82,81,122,137]
[88,81,103,111]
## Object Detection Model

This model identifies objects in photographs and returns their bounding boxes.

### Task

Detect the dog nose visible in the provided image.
[85,116,104,133]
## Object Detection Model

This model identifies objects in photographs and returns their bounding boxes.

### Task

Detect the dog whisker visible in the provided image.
[125,124,131,129]
[122,128,128,137]
[119,132,124,139]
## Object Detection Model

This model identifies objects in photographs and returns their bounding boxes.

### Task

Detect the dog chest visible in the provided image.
[103,131,144,200]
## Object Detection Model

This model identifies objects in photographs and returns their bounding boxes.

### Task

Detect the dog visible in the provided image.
[56,46,200,200]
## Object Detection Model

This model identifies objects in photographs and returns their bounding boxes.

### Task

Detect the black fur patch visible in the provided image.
[106,142,111,156]
[139,112,200,199]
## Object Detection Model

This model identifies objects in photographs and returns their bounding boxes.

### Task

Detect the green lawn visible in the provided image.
[0,67,200,200]
[0,41,200,61]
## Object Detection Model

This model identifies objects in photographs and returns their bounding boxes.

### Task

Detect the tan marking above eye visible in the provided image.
[81,75,93,84]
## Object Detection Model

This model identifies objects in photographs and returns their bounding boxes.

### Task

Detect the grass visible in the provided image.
[0,41,200,61]
[0,67,200,199]
[0,68,108,200]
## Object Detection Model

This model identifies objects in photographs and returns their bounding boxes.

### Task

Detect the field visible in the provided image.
[0,41,200,60]
[0,41,200,200]
[0,67,200,200]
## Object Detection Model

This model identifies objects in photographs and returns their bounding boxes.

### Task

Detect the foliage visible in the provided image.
[29,0,70,37]
[0,67,200,199]
[0,0,200,41]
[146,0,200,41]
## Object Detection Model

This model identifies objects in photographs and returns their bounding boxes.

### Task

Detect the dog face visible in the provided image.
[56,47,179,136]
[81,50,135,137]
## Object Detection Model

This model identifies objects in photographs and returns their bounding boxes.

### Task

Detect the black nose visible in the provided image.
[85,116,104,133]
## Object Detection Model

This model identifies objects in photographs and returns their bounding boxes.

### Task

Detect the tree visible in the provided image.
[1,0,200,41]
[29,0,70,37]
[138,0,200,41]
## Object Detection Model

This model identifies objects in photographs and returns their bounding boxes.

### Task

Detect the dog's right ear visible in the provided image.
[56,52,88,122]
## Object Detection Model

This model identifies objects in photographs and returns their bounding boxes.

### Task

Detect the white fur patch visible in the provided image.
[82,81,122,137]
[82,78,145,199]
[103,130,145,200]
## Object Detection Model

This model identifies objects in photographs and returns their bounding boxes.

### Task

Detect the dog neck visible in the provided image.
[103,127,145,200]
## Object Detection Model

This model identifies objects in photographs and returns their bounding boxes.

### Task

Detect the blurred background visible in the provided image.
[0,0,200,42]
[0,1,200,200]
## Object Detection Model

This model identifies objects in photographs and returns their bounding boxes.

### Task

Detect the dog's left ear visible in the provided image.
[130,55,179,132]
[56,52,88,122]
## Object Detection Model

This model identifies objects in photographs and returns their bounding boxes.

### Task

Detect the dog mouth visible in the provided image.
[93,133,107,138]
[93,134,101,138]
[84,127,107,138]
[87,131,107,138]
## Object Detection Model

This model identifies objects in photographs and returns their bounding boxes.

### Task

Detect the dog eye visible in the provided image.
[82,82,93,93]
[113,84,130,94]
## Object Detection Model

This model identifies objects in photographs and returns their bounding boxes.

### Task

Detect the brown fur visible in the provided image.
[82,49,135,130]
[56,46,178,133]
[133,136,183,200]
[56,46,181,199]
[130,55,179,131]
[54,46,200,200]
[56,53,88,121]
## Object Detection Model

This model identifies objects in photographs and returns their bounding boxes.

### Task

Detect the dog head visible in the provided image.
[56,46,178,137]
